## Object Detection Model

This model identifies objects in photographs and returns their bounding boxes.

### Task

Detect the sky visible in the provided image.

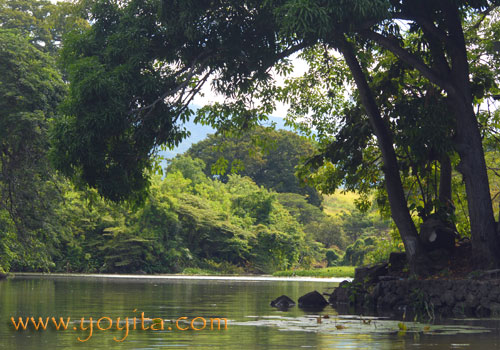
[191,54,309,119]
[162,53,310,160]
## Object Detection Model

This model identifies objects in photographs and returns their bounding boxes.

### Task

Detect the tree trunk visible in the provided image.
[364,0,500,269]
[439,0,500,267]
[439,154,452,205]
[449,95,500,268]
[339,38,426,275]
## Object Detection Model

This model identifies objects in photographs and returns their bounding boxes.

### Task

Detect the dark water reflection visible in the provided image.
[1,275,499,349]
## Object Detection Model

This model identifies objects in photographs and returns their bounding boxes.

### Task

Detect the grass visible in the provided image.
[179,266,356,278]
[272,266,355,278]
[179,268,223,275]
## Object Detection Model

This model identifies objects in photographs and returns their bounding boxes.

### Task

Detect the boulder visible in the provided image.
[354,262,388,285]
[388,252,406,275]
[329,280,351,305]
[298,291,329,309]
[270,295,295,309]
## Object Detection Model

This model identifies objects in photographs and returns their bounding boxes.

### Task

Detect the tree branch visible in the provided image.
[468,4,499,32]
[361,29,456,94]
[394,13,449,43]
[129,52,212,116]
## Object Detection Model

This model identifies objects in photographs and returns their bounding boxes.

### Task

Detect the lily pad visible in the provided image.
[230,315,491,336]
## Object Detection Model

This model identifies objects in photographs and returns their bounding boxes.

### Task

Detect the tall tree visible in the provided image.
[0,28,66,269]
[54,0,500,271]
[357,0,500,268]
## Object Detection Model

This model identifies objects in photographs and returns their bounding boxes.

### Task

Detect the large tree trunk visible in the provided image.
[449,95,500,267]
[364,0,500,268]
[439,0,500,268]
[339,39,426,275]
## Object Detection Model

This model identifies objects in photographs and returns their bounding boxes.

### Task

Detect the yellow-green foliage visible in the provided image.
[322,192,359,217]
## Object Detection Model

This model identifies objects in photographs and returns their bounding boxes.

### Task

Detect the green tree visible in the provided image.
[0,29,66,271]
[186,127,323,205]
[54,0,500,272]
[277,192,347,249]
[0,0,88,55]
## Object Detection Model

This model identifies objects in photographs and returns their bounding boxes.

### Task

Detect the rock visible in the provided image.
[442,290,455,306]
[388,252,407,275]
[478,284,490,298]
[475,305,491,318]
[329,280,351,305]
[354,263,388,285]
[427,249,451,272]
[452,302,466,318]
[298,291,329,309]
[465,294,479,308]
[419,216,456,252]
[270,295,295,309]
[384,293,402,308]
[480,297,492,310]
[371,283,382,300]
[430,296,442,308]
[454,283,467,301]
[490,302,500,317]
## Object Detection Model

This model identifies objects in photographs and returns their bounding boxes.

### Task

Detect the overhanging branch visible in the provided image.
[361,30,456,94]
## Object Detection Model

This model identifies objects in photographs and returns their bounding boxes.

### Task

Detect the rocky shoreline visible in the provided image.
[329,259,500,319]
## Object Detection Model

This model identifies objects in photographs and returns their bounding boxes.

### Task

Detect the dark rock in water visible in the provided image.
[298,291,329,309]
[270,295,295,309]
[354,263,388,285]
[0,272,7,280]
[329,280,351,305]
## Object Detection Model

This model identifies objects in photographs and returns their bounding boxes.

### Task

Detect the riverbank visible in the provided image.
[9,272,352,283]
[329,261,500,319]
[273,266,356,278]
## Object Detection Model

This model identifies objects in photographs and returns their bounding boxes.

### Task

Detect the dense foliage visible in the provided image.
[47,0,500,274]
[0,0,388,272]
[6,153,391,274]
[45,157,322,274]
[186,127,323,206]
[3,0,500,278]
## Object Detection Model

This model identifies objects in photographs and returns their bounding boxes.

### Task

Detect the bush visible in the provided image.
[325,249,340,267]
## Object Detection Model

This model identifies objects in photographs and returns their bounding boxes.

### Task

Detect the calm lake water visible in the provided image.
[1,274,500,349]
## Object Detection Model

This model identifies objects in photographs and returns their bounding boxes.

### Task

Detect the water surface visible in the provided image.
[1,274,499,349]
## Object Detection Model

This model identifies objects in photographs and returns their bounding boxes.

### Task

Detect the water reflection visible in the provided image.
[0,275,499,349]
